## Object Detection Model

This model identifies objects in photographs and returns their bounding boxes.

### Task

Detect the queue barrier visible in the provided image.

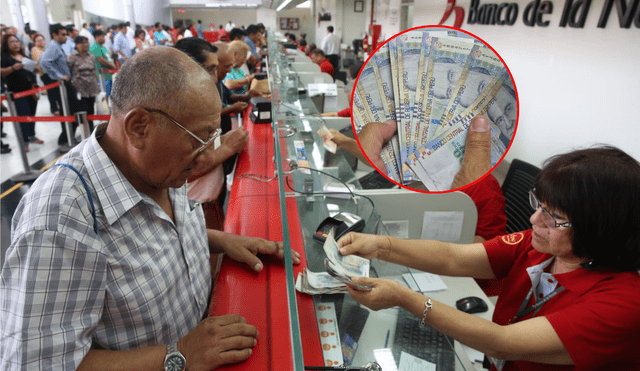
[1,81,111,183]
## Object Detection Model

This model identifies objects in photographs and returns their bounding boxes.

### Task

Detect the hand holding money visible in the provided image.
[357,120,398,172]
[355,115,493,191]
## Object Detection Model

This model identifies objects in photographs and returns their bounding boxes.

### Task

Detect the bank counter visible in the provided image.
[208,31,492,371]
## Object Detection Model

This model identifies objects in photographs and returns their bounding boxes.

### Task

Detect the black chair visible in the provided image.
[334,71,348,85]
[501,159,541,234]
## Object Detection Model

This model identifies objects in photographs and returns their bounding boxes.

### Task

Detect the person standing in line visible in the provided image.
[39,23,80,146]
[321,25,341,74]
[89,30,116,100]
[1,34,42,151]
[68,36,100,133]
[113,23,131,65]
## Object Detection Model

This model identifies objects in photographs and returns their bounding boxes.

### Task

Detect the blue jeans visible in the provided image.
[105,79,112,100]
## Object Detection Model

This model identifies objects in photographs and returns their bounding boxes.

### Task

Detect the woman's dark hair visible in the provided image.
[1,34,26,57]
[135,29,145,38]
[535,145,640,271]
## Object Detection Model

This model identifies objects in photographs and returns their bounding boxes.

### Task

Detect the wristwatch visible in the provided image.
[164,342,186,371]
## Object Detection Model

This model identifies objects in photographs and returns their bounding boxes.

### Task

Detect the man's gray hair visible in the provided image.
[110,48,191,117]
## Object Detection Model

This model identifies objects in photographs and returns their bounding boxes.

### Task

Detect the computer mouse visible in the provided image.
[456,296,488,314]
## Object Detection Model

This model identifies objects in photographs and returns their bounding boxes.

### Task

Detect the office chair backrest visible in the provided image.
[501,159,541,234]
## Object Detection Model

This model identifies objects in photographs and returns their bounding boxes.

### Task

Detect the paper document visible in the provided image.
[421,211,464,242]
[315,303,343,367]
[21,58,38,72]
[403,272,448,293]
[308,83,337,96]
[398,351,436,371]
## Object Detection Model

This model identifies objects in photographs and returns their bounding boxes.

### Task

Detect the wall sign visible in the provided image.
[439,0,640,28]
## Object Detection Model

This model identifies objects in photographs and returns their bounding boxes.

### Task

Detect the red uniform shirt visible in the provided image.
[318,58,334,76]
[483,230,640,370]
[337,107,351,118]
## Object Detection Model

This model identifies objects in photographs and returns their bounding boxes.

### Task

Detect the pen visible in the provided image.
[384,329,390,348]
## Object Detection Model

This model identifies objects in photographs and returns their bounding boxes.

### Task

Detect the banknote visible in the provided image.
[485,75,517,149]
[434,45,505,137]
[410,73,515,191]
[296,269,348,295]
[317,125,337,153]
[323,229,370,278]
[396,31,425,183]
[423,37,475,142]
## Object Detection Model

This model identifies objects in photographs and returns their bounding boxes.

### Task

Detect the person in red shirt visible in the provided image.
[310,49,334,77]
[338,144,640,371]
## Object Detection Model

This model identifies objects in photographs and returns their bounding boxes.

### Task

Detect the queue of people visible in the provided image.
[2,17,640,371]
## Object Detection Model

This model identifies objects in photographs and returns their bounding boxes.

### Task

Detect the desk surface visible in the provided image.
[209,107,495,370]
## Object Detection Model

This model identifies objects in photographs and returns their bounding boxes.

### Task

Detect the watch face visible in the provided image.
[165,355,186,371]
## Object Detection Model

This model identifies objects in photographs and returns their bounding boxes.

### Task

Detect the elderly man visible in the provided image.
[1,47,299,370]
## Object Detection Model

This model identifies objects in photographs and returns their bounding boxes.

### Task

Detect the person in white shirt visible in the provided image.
[321,25,341,73]
[225,21,236,32]
[79,23,95,46]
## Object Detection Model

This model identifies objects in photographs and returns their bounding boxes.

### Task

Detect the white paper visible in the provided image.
[373,348,398,371]
[398,351,436,371]
[21,57,37,72]
[403,272,448,293]
[315,303,343,367]
[421,211,464,242]
[308,83,338,96]
[382,220,410,239]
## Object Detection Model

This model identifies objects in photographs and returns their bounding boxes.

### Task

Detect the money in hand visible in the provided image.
[352,28,517,190]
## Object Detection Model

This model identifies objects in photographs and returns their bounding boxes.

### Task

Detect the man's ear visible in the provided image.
[123,108,155,150]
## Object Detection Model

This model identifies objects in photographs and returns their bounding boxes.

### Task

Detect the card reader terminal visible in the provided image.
[314,212,365,244]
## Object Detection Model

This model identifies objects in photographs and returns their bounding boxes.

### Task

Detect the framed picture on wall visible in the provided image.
[279,17,300,30]
[354,0,364,12]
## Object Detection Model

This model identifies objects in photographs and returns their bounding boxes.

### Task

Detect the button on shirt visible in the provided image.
[39,40,71,80]
[0,124,212,369]
[321,32,341,56]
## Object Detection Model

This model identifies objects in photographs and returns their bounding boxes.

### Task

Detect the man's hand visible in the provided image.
[450,115,492,189]
[60,75,69,81]
[230,101,249,114]
[178,314,258,371]
[12,63,23,71]
[221,128,249,154]
[215,232,301,272]
[357,120,398,171]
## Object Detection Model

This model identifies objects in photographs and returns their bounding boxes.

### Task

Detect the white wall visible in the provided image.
[412,0,640,167]
[342,0,367,47]
[82,0,171,26]
[172,8,258,29]
[276,7,314,41]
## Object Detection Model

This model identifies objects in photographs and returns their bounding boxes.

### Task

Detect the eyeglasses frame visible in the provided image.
[529,190,572,229]
[145,108,221,153]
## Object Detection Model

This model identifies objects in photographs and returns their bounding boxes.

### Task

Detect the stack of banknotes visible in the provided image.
[353,28,517,191]
[296,229,370,295]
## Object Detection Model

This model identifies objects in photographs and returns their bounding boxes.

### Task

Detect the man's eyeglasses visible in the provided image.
[529,190,572,229]
[146,108,221,153]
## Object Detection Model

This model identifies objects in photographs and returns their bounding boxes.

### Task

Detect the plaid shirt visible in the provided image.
[1,124,212,370]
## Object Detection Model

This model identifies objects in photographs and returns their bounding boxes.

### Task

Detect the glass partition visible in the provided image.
[266,30,469,371]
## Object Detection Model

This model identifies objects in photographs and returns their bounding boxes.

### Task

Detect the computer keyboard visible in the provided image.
[392,309,456,369]
[358,171,397,189]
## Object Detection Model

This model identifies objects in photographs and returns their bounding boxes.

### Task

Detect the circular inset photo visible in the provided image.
[352,26,518,193]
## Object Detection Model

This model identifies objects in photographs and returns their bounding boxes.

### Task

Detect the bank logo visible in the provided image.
[439,0,466,28]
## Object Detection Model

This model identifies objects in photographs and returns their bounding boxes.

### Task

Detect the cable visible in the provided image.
[284,166,376,215]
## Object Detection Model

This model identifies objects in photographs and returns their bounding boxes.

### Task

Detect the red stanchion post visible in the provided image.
[4,92,43,182]
[58,81,75,152]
